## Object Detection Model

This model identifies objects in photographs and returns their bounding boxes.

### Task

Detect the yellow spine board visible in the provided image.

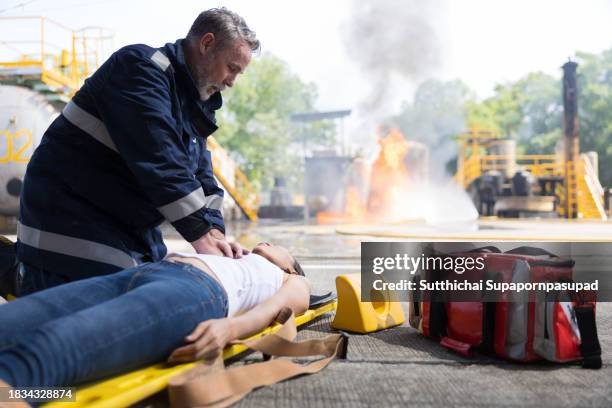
[44,301,337,408]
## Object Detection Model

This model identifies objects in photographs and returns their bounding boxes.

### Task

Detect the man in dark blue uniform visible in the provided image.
[16,8,259,294]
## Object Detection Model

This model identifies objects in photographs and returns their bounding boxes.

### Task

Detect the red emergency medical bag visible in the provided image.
[408,246,602,368]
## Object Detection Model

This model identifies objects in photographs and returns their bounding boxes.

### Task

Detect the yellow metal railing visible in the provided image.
[458,155,481,188]
[455,127,498,188]
[455,153,562,189]
[517,155,562,177]
[0,16,112,96]
[208,137,259,221]
[455,128,564,189]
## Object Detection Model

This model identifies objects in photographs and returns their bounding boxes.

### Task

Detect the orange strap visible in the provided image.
[168,308,347,408]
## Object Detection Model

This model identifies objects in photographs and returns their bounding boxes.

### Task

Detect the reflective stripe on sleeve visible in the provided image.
[157,188,223,222]
[151,51,171,71]
[17,222,138,269]
[62,101,118,152]
[203,194,223,211]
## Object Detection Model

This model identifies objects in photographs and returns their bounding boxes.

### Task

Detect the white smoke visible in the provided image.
[341,0,478,225]
[342,0,446,114]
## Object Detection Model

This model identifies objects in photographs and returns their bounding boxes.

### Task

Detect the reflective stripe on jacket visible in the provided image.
[16,39,225,280]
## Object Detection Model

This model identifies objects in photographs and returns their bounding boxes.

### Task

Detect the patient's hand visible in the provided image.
[167,318,236,363]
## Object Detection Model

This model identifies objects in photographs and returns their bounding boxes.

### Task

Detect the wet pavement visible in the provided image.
[158,218,612,408]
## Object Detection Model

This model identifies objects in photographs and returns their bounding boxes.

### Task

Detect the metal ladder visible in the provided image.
[561,156,607,220]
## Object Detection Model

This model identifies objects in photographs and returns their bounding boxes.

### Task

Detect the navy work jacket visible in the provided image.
[16,39,225,280]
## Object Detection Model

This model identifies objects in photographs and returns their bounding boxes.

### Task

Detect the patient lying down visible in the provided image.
[0,243,310,388]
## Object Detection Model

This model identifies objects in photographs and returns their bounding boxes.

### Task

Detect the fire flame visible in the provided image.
[367,129,412,217]
[317,128,428,224]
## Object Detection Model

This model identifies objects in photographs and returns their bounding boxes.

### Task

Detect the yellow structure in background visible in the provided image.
[455,127,563,188]
[208,137,259,221]
[559,157,607,219]
[455,127,607,220]
[332,273,405,334]
[0,16,113,97]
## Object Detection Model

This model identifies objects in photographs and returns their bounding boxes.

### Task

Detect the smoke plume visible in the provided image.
[341,0,478,225]
[343,0,445,113]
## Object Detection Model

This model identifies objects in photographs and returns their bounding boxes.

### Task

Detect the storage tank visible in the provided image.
[488,139,516,178]
[305,152,352,214]
[0,85,59,215]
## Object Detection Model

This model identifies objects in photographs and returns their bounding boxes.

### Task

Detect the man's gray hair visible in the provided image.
[187,8,260,53]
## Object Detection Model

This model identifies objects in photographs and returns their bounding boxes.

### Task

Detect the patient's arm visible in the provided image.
[167,275,310,362]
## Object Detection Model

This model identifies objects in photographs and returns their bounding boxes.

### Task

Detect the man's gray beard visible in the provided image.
[197,82,212,101]
[198,88,211,101]
[193,72,213,101]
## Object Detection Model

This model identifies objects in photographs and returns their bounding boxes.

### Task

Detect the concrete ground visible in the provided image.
[158,218,612,408]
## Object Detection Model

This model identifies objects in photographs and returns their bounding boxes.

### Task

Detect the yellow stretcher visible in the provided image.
[44,299,337,408]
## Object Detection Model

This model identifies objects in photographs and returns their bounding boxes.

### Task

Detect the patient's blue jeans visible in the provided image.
[0,260,228,387]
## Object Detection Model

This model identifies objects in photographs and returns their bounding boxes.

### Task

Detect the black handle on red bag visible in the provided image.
[574,305,602,369]
[505,246,558,257]
[427,268,447,338]
[558,277,602,369]
[432,246,500,259]
[506,246,575,267]
[466,246,501,254]
[480,272,501,354]
[429,301,447,338]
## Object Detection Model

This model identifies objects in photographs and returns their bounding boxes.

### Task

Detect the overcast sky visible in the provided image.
[2,0,612,143]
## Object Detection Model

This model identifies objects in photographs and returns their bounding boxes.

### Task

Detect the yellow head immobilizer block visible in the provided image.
[332,273,405,334]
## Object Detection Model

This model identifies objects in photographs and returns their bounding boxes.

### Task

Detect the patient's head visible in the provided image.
[252,242,305,276]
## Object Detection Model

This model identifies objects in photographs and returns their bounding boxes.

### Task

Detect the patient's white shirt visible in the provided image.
[165,253,284,317]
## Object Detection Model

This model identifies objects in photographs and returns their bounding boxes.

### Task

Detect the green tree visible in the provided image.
[214,53,335,191]
[481,82,523,139]
[576,49,612,186]
[465,99,499,132]
[466,51,612,186]
[515,72,563,155]
[466,72,562,155]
